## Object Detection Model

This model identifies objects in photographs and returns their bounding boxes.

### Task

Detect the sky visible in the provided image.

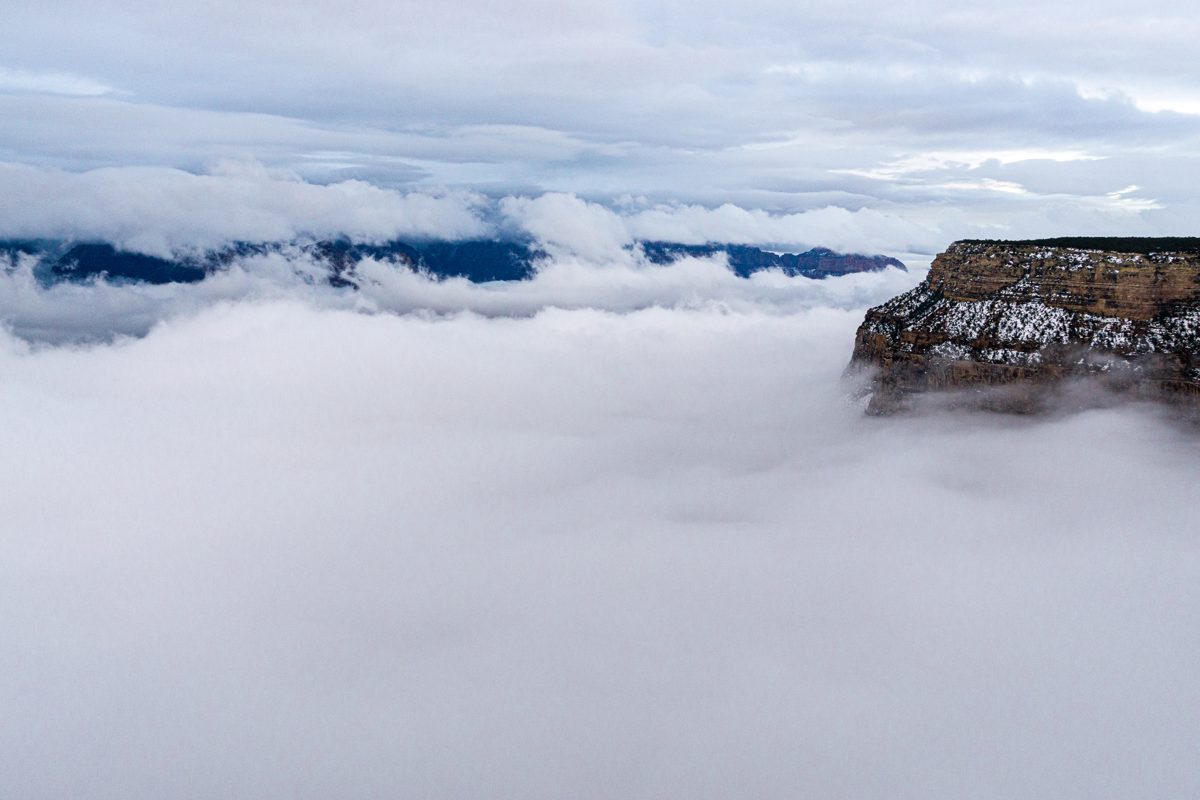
[3,3,1200,797]
[4,0,1200,253]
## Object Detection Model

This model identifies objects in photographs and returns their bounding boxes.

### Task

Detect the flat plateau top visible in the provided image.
[957,237,1200,253]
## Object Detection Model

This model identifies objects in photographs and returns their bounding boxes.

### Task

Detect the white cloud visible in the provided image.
[0,66,117,96]
[1,159,1184,275]
[501,193,633,261]
[623,202,943,253]
[0,298,1197,798]
[0,162,944,262]
[0,163,492,256]
[499,192,943,259]
[936,178,1030,195]
[837,149,1107,182]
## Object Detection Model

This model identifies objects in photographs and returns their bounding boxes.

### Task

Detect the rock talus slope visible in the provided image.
[848,239,1200,413]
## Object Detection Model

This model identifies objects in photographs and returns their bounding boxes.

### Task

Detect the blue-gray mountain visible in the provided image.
[639,243,905,278]
[0,239,905,286]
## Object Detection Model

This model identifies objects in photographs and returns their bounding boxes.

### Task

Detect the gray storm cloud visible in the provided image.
[1,299,1197,799]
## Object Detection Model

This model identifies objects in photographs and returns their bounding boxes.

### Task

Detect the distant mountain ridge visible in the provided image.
[641,242,906,278]
[0,239,907,286]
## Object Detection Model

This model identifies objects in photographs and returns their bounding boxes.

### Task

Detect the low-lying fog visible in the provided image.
[1,261,1197,798]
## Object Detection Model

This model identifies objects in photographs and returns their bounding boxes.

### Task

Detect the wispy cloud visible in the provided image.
[0,66,118,96]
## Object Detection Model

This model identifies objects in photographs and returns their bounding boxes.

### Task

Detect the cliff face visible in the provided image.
[848,239,1200,414]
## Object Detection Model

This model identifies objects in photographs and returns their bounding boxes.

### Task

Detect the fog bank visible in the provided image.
[1,301,1196,799]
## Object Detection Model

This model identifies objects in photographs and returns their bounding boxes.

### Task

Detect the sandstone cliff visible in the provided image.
[848,238,1200,414]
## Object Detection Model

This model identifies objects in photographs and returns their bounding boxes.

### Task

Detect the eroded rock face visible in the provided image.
[848,239,1200,414]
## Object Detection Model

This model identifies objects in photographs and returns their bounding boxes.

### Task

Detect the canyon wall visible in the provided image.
[848,239,1200,413]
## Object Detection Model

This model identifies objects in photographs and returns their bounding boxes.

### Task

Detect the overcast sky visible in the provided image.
[5,0,1200,251]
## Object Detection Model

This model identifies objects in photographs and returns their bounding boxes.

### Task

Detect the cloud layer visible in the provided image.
[2,300,1197,798]
[0,163,946,259]
[5,2,1200,239]
[0,162,492,256]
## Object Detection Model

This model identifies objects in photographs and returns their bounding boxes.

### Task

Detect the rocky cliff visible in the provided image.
[848,238,1200,414]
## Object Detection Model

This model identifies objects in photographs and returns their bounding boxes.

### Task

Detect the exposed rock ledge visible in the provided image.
[847,238,1200,414]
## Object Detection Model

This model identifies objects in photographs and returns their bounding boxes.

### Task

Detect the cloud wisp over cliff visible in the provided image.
[2,298,1198,799]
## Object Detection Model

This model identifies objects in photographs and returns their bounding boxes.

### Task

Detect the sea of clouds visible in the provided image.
[1,200,1198,798]
[0,162,945,259]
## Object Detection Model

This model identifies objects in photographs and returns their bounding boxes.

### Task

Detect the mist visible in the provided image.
[2,295,1197,799]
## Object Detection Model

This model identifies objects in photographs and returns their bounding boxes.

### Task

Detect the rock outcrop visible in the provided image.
[848,238,1200,414]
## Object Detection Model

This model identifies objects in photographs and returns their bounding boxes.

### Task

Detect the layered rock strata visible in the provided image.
[849,239,1200,414]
